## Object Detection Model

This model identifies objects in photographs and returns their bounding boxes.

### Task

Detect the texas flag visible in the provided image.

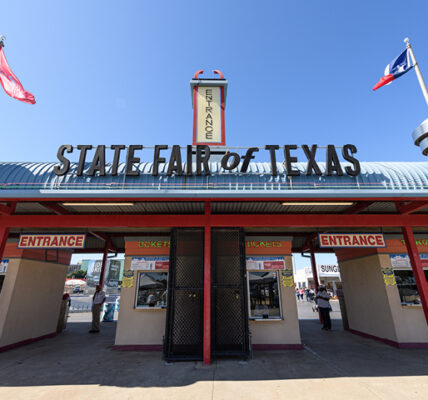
[0,46,35,104]
[373,49,413,91]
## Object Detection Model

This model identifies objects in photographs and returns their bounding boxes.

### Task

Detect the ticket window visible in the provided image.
[247,271,282,320]
[393,268,428,305]
[134,271,168,309]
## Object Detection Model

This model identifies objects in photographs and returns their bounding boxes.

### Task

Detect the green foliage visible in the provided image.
[67,269,87,279]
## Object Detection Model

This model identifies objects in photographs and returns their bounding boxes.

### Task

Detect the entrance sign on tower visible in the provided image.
[190,70,226,145]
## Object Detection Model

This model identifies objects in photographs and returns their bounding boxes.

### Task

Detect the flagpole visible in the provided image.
[405,37,428,107]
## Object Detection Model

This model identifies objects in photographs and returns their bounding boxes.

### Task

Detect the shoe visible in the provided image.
[88,330,96,333]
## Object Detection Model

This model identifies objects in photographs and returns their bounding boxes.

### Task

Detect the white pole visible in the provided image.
[405,37,428,107]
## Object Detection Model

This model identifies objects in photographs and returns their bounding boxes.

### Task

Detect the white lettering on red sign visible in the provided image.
[318,233,386,248]
[18,234,86,249]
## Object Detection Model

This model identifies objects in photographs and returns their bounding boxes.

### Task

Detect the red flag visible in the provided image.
[0,47,35,104]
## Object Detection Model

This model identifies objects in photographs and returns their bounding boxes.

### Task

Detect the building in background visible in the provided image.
[294,265,341,293]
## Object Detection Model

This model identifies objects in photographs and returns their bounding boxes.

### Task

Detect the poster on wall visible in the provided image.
[390,253,428,268]
[280,269,294,287]
[122,270,134,288]
[0,259,8,273]
[381,267,397,286]
[131,256,169,271]
[246,256,285,270]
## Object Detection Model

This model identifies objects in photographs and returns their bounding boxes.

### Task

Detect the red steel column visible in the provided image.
[309,241,321,322]
[203,202,211,365]
[98,240,110,288]
[402,225,428,325]
[0,225,10,262]
[309,241,320,293]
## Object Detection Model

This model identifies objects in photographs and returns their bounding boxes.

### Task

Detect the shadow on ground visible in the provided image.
[1,316,428,388]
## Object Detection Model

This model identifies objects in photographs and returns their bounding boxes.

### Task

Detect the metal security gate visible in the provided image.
[211,228,249,358]
[164,229,204,361]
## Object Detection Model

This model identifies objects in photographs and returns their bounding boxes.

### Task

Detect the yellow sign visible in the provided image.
[381,267,396,286]
[122,270,134,288]
[196,86,222,143]
[280,269,294,287]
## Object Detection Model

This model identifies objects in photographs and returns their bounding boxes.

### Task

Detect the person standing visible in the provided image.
[89,285,106,333]
[316,285,332,330]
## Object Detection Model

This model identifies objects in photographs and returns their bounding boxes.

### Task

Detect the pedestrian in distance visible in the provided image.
[299,288,304,301]
[316,285,332,330]
[305,288,310,301]
[89,285,106,333]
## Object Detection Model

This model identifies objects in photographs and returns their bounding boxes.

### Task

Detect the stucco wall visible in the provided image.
[339,254,398,342]
[115,256,166,346]
[0,258,67,348]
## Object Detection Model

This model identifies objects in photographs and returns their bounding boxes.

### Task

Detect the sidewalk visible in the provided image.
[1,306,428,399]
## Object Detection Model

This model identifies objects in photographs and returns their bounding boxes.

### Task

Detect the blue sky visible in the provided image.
[2,1,427,267]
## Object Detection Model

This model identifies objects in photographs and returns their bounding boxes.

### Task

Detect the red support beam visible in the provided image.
[0,225,10,263]
[2,213,428,228]
[396,201,428,215]
[89,231,118,253]
[402,226,428,325]
[308,241,322,323]
[98,241,110,288]
[40,202,72,215]
[345,201,375,214]
[203,202,211,365]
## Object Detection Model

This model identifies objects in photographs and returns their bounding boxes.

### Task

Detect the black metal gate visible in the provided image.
[211,228,249,358]
[164,228,204,361]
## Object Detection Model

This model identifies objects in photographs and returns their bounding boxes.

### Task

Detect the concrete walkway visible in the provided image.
[1,305,428,399]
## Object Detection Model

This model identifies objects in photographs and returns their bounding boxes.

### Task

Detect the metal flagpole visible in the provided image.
[405,37,428,107]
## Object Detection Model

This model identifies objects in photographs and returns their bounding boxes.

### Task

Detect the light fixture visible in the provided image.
[281,202,354,206]
[62,202,135,206]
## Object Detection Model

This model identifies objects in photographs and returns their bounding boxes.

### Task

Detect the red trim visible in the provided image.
[348,328,428,348]
[401,226,428,325]
[213,70,224,79]
[193,70,204,79]
[112,344,163,351]
[397,201,428,215]
[192,86,198,145]
[220,86,226,146]
[0,332,56,353]
[373,74,394,91]
[203,202,211,364]
[252,344,303,350]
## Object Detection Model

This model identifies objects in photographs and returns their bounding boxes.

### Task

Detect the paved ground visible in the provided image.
[1,302,428,399]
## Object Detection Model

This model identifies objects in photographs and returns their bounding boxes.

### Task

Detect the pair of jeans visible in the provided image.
[91,303,102,331]
[319,307,331,329]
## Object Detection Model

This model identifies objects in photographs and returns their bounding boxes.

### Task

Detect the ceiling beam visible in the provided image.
[396,201,428,215]
[345,201,375,214]
[1,213,428,228]
[40,202,72,215]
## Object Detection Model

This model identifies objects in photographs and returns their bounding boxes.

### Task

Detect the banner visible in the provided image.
[18,234,86,249]
[131,256,169,271]
[246,256,285,270]
[319,233,386,248]
[390,253,428,268]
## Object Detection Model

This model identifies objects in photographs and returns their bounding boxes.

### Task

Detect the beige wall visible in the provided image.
[115,256,166,346]
[0,258,67,348]
[250,256,301,345]
[339,252,428,344]
[339,254,398,342]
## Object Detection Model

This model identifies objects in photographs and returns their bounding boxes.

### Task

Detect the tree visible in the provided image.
[66,270,87,279]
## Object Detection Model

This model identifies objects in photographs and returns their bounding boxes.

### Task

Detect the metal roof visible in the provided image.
[0,161,427,199]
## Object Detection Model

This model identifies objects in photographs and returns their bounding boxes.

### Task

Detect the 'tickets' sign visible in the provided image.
[319,233,386,248]
[18,234,86,249]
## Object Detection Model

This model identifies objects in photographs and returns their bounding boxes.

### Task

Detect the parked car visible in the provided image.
[73,286,84,294]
